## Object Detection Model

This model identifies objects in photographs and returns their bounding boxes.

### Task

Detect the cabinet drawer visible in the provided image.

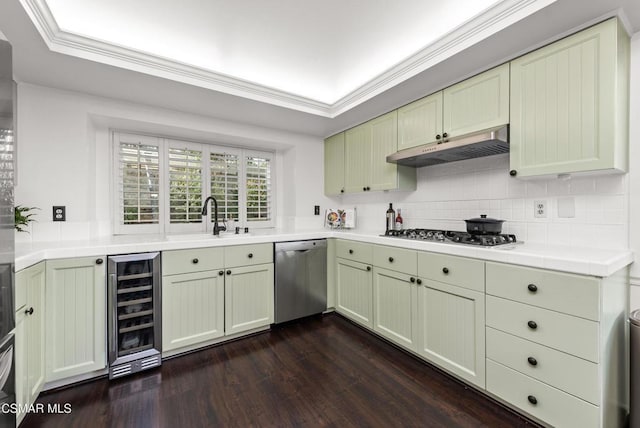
[486,262,600,321]
[418,252,484,292]
[486,296,599,362]
[487,359,598,428]
[336,240,373,265]
[373,245,417,274]
[225,243,273,268]
[486,327,599,404]
[162,247,224,276]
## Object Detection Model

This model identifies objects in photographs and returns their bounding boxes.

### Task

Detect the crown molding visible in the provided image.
[19,0,555,118]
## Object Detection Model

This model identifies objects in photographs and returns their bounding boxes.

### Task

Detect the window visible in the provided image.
[113,132,274,234]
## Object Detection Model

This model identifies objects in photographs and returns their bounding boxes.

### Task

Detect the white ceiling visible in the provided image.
[1,0,640,137]
[19,0,559,116]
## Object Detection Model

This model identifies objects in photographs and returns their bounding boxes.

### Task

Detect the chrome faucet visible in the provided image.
[201,196,225,235]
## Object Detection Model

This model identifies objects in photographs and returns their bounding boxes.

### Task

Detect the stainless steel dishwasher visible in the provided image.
[274,239,327,323]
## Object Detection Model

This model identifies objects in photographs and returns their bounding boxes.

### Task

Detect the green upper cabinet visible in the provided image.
[397,64,509,151]
[509,18,629,178]
[397,92,443,151]
[324,132,345,195]
[338,110,415,194]
[443,63,510,139]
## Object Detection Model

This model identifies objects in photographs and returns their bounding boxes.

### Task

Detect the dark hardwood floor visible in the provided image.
[24,314,538,428]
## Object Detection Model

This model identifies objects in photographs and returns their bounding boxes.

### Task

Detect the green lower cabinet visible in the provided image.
[335,258,373,328]
[224,263,274,336]
[417,278,486,389]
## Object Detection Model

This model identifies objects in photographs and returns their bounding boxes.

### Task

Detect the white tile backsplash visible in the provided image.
[336,155,629,249]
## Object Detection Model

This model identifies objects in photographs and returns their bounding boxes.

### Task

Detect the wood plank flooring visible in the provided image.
[23,314,539,428]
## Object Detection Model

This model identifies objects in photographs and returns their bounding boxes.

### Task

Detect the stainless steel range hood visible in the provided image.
[386,125,509,167]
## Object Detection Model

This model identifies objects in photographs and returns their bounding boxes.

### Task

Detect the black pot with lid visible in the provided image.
[464,214,504,235]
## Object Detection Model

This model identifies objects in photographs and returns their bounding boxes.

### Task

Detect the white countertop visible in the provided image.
[15,228,633,277]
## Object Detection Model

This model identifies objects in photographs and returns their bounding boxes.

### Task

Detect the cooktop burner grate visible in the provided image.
[383,229,518,247]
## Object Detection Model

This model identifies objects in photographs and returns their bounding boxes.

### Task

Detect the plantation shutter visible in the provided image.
[168,146,203,224]
[245,153,272,224]
[210,151,240,222]
[118,137,161,227]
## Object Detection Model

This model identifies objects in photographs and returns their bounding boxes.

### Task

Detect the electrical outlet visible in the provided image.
[314,205,320,215]
[53,206,66,222]
[534,200,546,218]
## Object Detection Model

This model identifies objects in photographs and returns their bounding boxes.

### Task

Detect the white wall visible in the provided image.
[628,31,640,308]
[15,83,329,242]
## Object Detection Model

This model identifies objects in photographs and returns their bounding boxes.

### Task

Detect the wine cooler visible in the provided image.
[107,252,162,379]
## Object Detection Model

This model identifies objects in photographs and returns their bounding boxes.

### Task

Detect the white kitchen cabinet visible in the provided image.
[225,263,274,335]
[396,64,509,151]
[335,258,373,328]
[509,18,629,177]
[45,257,106,383]
[162,270,225,352]
[15,262,45,426]
[417,278,485,388]
[372,267,418,351]
[324,132,345,195]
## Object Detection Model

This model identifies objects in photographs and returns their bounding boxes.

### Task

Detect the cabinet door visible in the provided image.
[45,257,107,382]
[14,308,27,426]
[225,263,274,335]
[418,279,485,388]
[162,270,225,352]
[26,264,45,405]
[509,18,627,177]
[373,267,418,351]
[443,63,509,138]
[344,123,371,193]
[369,111,399,191]
[336,258,373,328]
[324,132,345,195]
[398,92,443,151]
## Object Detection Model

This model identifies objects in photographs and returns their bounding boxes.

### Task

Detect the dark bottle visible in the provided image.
[385,203,396,234]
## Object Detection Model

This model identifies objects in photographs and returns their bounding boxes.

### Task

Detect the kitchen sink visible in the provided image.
[166,232,252,241]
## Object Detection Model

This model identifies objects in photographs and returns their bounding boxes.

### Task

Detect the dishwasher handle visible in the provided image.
[275,239,326,253]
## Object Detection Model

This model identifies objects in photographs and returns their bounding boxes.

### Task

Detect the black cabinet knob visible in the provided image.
[527,357,538,366]
[388,257,394,263]
[410,277,416,283]
[527,320,538,330]
[527,395,538,405]
[442,267,449,274]
[366,186,371,191]
[226,270,232,275]
[349,249,354,254]
[416,279,422,285]
[192,258,199,264]
[219,270,224,276]
[527,283,538,293]
[366,266,371,271]
[509,169,517,176]
[25,307,34,315]
[442,132,448,138]
[96,258,103,265]
[436,134,441,140]
[248,253,253,258]
[340,189,344,193]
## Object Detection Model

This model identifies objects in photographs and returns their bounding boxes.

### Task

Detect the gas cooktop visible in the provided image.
[383,229,519,247]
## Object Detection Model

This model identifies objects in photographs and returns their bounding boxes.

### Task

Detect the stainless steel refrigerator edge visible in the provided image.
[274,240,327,324]
[0,39,16,427]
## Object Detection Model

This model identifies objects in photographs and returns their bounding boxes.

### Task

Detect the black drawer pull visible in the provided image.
[226,270,232,275]
[248,253,253,258]
[25,307,34,315]
[410,277,415,283]
[442,267,449,274]
[527,395,537,405]
[527,283,538,292]
[366,266,371,271]
[388,257,394,263]
[192,258,199,264]
[416,279,422,285]
[527,357,538,366]
[96,258,104,265]
[527,321,538,330]
[218,270,224,276]
[349,249,354,254]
